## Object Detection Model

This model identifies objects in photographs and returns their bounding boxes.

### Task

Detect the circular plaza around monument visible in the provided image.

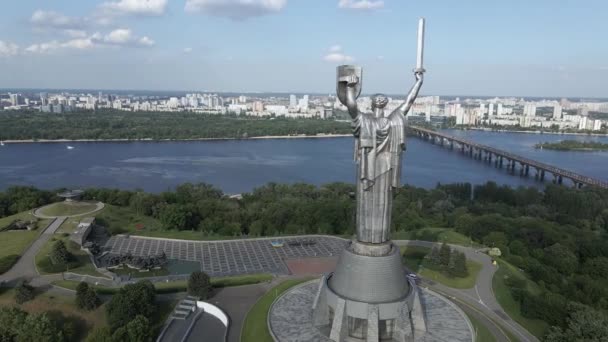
[269,279,474,342]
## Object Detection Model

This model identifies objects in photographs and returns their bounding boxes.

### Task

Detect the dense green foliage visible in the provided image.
[4,180,608,338]
[105,281,156,330]
[535,139,608,151]
[0,186,57,218]
[50,240,71,267]
[85,315,151,342]
[0,307,76,342]
[76,282,101,311]
[187,271,211,299]
[14,281,35,305]
[428,242,468,277]
[0,110,350,140]
[544,304,608,341]
[83,182,355,237]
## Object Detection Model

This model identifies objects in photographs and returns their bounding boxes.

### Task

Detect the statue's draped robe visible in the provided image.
[352,111,406,243]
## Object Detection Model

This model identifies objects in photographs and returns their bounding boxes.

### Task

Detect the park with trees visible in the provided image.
[1,180,608,340]
[0,110,350,141]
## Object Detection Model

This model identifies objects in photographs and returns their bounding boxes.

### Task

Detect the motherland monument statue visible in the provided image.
[269,18,475,342]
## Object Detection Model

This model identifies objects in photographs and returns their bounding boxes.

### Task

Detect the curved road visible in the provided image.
[395,240,538,342]
[0,228,538,342]
[0,217,66,286]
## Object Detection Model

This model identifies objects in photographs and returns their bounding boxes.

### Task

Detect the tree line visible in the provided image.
[2,181,608,339]
[0,110,350,141]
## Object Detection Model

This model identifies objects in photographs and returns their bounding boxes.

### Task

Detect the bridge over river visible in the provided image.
[409,126,608,189]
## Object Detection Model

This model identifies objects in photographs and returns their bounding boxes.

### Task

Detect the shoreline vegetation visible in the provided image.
[0,133,352,144]
[460,126,608,137]
[0,109,351,142]
[534,140,608,151]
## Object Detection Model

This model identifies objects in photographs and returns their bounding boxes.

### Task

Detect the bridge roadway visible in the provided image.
[409,126,608,189]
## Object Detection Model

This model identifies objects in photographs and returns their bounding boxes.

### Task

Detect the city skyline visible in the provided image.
[1,0,608,97]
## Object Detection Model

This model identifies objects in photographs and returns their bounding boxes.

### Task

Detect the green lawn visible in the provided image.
[465,312,496,342]
[95,204,163,235]
[0,211,52,274]
[242,278,313,342]
[393,228,480,247]
[38,202,99,217]
[35,235,107,277]
[492,258,549,339]
[401,245,482,289]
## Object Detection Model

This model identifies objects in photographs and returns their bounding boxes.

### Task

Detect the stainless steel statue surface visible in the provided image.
[336,18,425,244]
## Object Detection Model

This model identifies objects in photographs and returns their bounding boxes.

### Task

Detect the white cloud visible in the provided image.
[185,0,287,20]
[184,47,193,53]
[0,41,19,57]
[64,29,88,38]
[102,29,155,47]
[138,36,155,46]
[30,10,85,29]
[324,53,354,63]
[25,41,61,54]
[99,0,168,16]
[104,28,133,44]
[376,55,384,60]
[62,38,96,50]
[329,45,342,53]
[338,0,384,10]
[323,45,353,63]
[25,28,154,54]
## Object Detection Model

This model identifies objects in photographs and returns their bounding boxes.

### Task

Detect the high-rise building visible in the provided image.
[479,103,486,114]
[9,94,22,106]
[523,104,537,117]
[289,94,297,108]
[497,103,503,116]
[553,105,562,120]
[488,103,494,116]
[253,101,264,112]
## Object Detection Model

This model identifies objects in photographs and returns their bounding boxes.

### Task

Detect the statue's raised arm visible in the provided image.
[390,71,424,118]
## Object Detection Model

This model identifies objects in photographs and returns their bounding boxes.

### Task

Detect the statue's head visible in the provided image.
[371,94,388,116]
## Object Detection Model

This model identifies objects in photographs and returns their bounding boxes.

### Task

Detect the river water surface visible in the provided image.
[1,130,607,193]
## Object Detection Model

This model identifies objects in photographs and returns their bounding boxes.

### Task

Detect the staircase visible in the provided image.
[171,296,198,320]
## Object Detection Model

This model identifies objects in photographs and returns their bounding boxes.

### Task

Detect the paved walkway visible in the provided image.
[0,217,66,286]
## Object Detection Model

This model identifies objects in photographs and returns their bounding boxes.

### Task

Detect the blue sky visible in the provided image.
[1,0,607,97]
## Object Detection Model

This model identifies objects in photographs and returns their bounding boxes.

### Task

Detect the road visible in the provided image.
[0,217,66,286]
[0,229,538,342]
[395,240,538,342]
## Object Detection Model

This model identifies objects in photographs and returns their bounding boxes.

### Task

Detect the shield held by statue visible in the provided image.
[336,65,362,104]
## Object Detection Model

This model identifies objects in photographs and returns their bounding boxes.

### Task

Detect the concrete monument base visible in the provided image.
[268,279,474,342]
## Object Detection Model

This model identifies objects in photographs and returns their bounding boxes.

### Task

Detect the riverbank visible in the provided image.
[461,127,608,137]
[534,140,608,152]
[0,133,351,144]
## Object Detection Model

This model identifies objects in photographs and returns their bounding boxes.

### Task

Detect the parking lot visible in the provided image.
[102,235,348,277]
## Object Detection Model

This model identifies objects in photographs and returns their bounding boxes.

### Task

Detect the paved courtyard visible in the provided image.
[102,236,348,277]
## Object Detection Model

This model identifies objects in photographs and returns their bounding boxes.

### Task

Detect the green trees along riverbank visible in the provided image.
[0,110,350,141]
[535,139,608,151]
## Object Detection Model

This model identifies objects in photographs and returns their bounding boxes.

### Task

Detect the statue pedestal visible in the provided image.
[311,242,427,341]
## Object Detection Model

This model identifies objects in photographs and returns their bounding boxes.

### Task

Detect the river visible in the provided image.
[1,130,608,193]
